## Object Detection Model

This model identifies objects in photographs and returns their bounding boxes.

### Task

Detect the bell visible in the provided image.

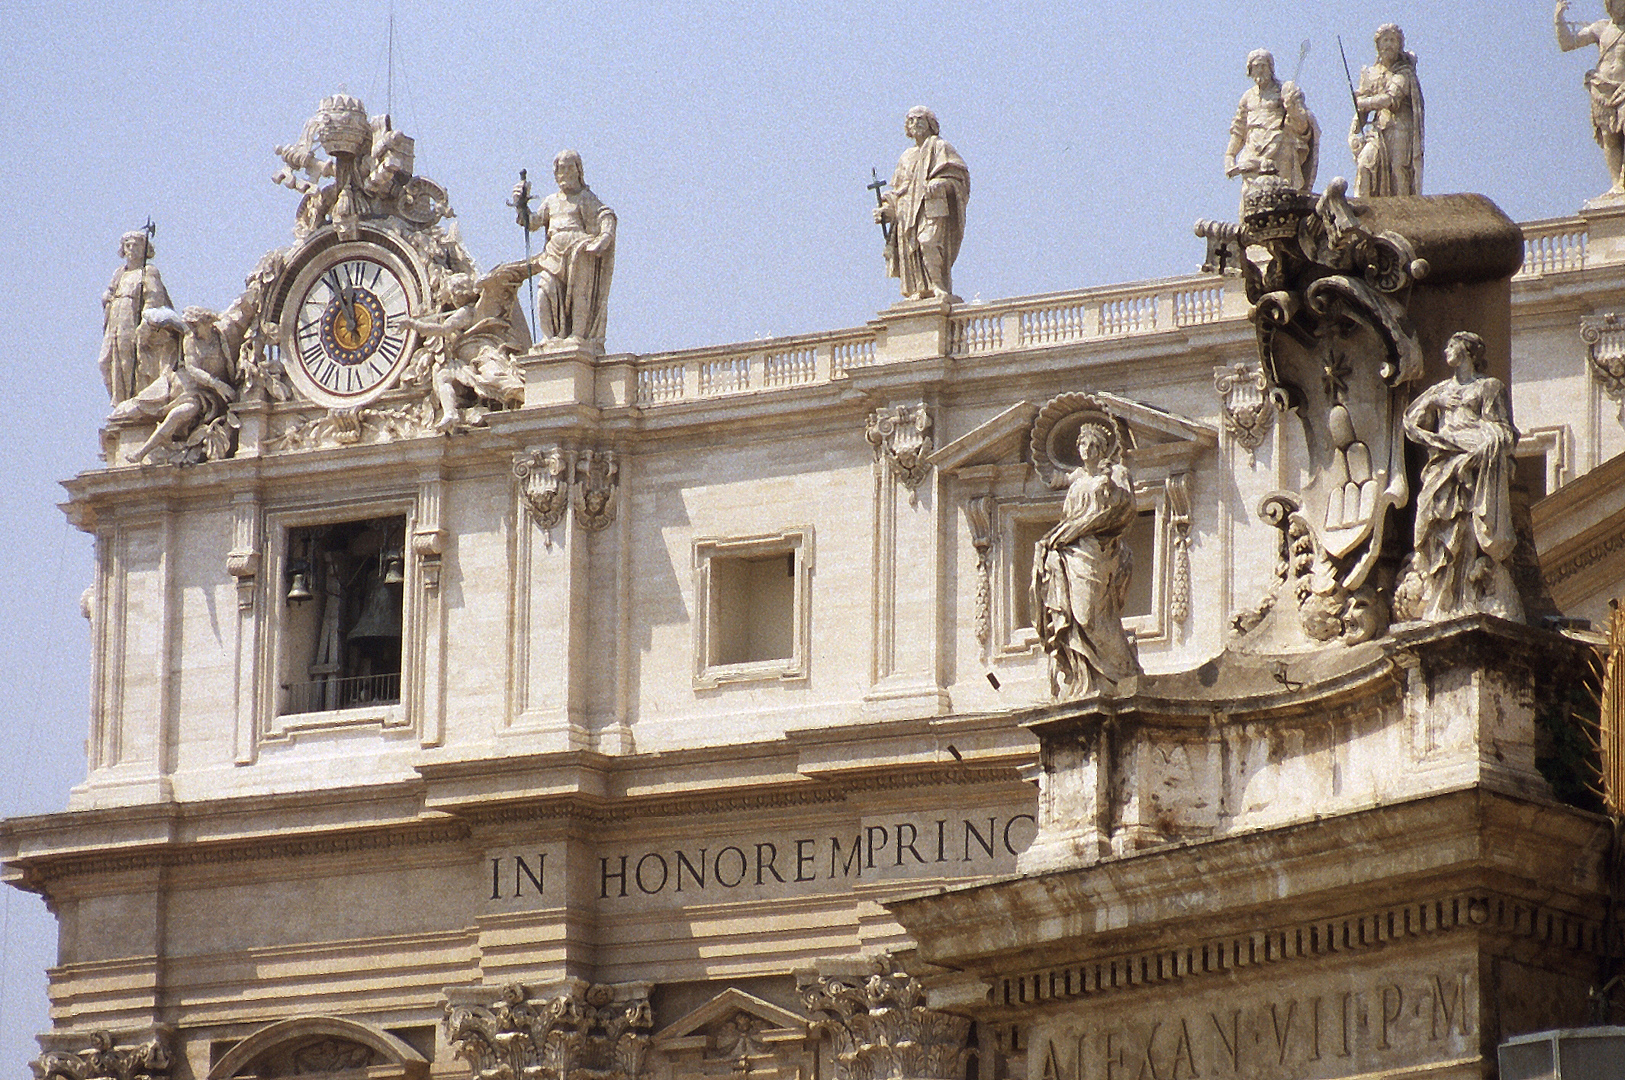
[286,569,313,604]
[347,575,403,643]
[382,551,405,585]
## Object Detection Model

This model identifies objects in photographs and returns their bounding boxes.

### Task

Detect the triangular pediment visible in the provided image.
[929,402,1038,473]
[652,988,808,1046]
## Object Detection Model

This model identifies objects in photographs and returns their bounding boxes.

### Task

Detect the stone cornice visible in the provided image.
[887,787,1610,982]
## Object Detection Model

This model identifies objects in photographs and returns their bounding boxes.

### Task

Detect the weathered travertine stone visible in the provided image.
[1395,332,1522,624]
[1350,25,1424,198]
[1556,0,1625,198]
[513,150,617,346]
[797,957,972,1080]
[873,108,969,302]
[32,1029,172,1080]
[444,981,652,1080]
[1030,402,1141,699]
[1225,50,1318,209]
[99,229,171,405]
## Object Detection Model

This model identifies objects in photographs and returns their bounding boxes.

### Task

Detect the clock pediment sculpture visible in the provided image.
[273,231,426,411]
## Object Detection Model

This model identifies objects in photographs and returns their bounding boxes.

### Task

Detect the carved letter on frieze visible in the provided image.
[867,404,934,491]
[797,957,973,1080]
[1582,314,1625,424]
[32,1029,174,1080]
[516,446,573,532]
[446,981,653,1080]
[1213,362,1277,460]
[575,449,620,532]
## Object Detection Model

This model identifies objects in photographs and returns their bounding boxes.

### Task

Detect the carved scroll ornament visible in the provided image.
[1582,313,1625,423]
[867,404,933,490]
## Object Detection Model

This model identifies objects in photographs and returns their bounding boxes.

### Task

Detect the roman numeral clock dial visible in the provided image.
[279,241,422,409]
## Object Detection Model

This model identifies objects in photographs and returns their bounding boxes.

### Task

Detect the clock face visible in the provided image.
[279,240,422,409]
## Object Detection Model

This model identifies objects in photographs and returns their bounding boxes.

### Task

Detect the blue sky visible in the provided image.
[0,0,1604,1060]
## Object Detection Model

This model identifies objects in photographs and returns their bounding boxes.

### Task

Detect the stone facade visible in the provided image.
[10,94,1625,1080]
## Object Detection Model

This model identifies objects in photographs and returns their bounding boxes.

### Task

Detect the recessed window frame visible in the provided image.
[692,526,813,689]
[260,496,418,740]
[997,483,1171,656]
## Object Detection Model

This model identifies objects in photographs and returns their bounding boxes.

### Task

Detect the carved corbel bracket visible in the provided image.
[575,448,620,532]
[226,551,261,611]
[412,528,446,591]
[226,495,261,610]
[1213,362,1277,460]
[1582,314,1625,421]
[867,403,933,490]
[31,1027,174,1080]
[515,446,574,532]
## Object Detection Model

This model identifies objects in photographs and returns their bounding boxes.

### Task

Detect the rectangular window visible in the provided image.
[278,514,406,715]
[694,528,812,687]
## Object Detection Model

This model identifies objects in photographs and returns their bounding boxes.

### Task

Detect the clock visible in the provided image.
[278,238,423,409]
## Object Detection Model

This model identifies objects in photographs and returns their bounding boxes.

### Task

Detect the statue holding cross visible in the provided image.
[871,107,969,302]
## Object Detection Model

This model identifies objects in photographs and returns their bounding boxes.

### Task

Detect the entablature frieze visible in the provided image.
[2,752,1034,891]
[956,887,1614,1023]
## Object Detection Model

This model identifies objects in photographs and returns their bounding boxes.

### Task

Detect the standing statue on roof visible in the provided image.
[510,150,617,346]
[1225,50,1320,211]
[1556,0,1625,197]
[873,107,970,302]
[99,228,172,404]
[1350,24,1424,197]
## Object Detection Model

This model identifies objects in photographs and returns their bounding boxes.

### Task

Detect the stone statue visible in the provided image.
[1395,332,1523,624]
[99,229,172,404]
[1350,24,1424,197]
[1031,415,1142,699]
[1225,51,1319,206]
[1556,0,1625,196]
[111,306,239,463]
[873,107,970,302]
[403,264,530,431]
[511,150,616,345]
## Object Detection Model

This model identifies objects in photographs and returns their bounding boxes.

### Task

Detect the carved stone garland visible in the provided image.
[1582,313,1625,424]
[31,1030,173,1080]
[1167,472,1192,625]
[964,495,994,657]
[867,404,933,491]
[445,982,652,1080]
[797,958,973,1080]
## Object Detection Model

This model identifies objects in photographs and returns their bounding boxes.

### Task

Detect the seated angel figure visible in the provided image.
[404,264,531,431]
[110,306,238,463]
